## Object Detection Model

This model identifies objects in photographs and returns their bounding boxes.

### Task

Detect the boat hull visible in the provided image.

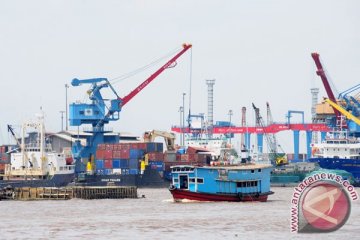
[0,173,75,188]
[308,157,360,185]
[74,169,167,188]
[169,187,273,202]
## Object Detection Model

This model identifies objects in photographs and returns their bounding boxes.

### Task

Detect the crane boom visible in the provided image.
[143,130,176,152]
[324,98,360,126]
[120,43,192,106]
[311,53,340,118]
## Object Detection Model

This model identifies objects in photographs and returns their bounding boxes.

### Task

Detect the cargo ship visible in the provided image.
[0,114,75,188]
[73,142,167,187]
[270,162,317,186]
[308,130,360,186]
[169,163,274,202]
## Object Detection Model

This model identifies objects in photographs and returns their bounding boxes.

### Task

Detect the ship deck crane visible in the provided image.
[311,52,341,120]
[324,98,360,126]
[143,130,176,152]
[69,44,192,174]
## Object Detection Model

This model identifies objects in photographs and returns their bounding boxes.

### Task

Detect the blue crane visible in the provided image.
[69,44,192,174]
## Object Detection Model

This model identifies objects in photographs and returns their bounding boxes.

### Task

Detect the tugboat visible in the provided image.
[0,113,75,188]
[169,162,273,202]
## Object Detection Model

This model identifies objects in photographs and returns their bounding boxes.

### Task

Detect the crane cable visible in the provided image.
[109,46,182,86]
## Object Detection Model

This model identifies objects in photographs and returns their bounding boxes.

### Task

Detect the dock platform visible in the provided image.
[1,186,138,200]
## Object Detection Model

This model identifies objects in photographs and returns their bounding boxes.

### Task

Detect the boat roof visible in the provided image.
[170,163,272,170]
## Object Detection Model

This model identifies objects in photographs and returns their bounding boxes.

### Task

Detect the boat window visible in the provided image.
[173,178,179,183]
[237,181,258,188]
[258,169,261,172]
[197,178,204,184]
[189,178,195,183]
[251,170,255,173]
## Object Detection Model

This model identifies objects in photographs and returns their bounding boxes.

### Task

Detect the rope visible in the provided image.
[109,46,182,86]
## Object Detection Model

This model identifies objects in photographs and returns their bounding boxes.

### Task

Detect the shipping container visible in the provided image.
[95,159,104,170]
[98,144,106,150]
[113,168,121,174]
[96,169,104,175]
[155,142,163,152]
[137,142,147,150]
[129,159,139,169]
[118,143,130,150]
[130,143,139,149]
[129,169,139,175]
[130,149,144,159]
[149,161,164,171]
[112,159,121,168]
[122,168,129,175]
[112,150,121,159]
[104,169,113,175]
[105,144,114,150]
[96,149,105,159]
[146,142,156,152]
[164,152,176,162]
[180,154,189,161]
[120,149,130,159]
[104,150,113,159]
[148,152,164,161]
[120,159,129,168]
[104,159,112,169]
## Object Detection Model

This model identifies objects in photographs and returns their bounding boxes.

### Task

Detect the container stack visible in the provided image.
[95,142,164,176]
[163,150,212,180]
[0,146,10,175]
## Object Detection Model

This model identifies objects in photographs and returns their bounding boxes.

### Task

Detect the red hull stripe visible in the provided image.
[169,189,273,202]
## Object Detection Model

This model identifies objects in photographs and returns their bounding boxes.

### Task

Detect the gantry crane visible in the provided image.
[69,44,192,174]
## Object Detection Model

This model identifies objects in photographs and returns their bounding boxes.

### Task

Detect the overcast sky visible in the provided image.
[0,1,359,152]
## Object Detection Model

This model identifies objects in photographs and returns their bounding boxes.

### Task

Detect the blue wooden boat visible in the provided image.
[169,164,274,202]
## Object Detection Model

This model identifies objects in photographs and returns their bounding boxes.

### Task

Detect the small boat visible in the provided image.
[0,113,75,188]
[169,163,274,202]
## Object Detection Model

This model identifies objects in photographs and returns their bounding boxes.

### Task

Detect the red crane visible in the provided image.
[311,52,340,119]
[121,43,192,106]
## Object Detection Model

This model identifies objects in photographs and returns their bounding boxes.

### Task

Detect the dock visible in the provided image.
[1,186,138,201]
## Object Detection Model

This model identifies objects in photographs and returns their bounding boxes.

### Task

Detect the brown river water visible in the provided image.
[0,187,359,240]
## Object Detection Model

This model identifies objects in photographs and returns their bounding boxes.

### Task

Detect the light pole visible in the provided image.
[182,93,186,146]
[65,84,69,131]
[60,111,65,131]
[228,109,233,144]
[179,106,183,146]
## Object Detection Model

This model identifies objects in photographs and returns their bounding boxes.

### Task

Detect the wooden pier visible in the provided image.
[3,186,138,201]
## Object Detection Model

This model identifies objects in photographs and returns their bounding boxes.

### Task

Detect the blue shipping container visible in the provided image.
[96,169,104,175]
[129,159,139,169]
[121,168,129,175]
[149,161,164,171]
[146,142,156,152]
[130,149,144,159]
[120,159,129,168]
[112,159,121,168]
[155,143,163,152]
[129,169,139,175]
[104,169,113,175]
[96,159,104,170]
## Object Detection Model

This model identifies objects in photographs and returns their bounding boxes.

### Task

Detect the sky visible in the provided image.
[0,0,359,153]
